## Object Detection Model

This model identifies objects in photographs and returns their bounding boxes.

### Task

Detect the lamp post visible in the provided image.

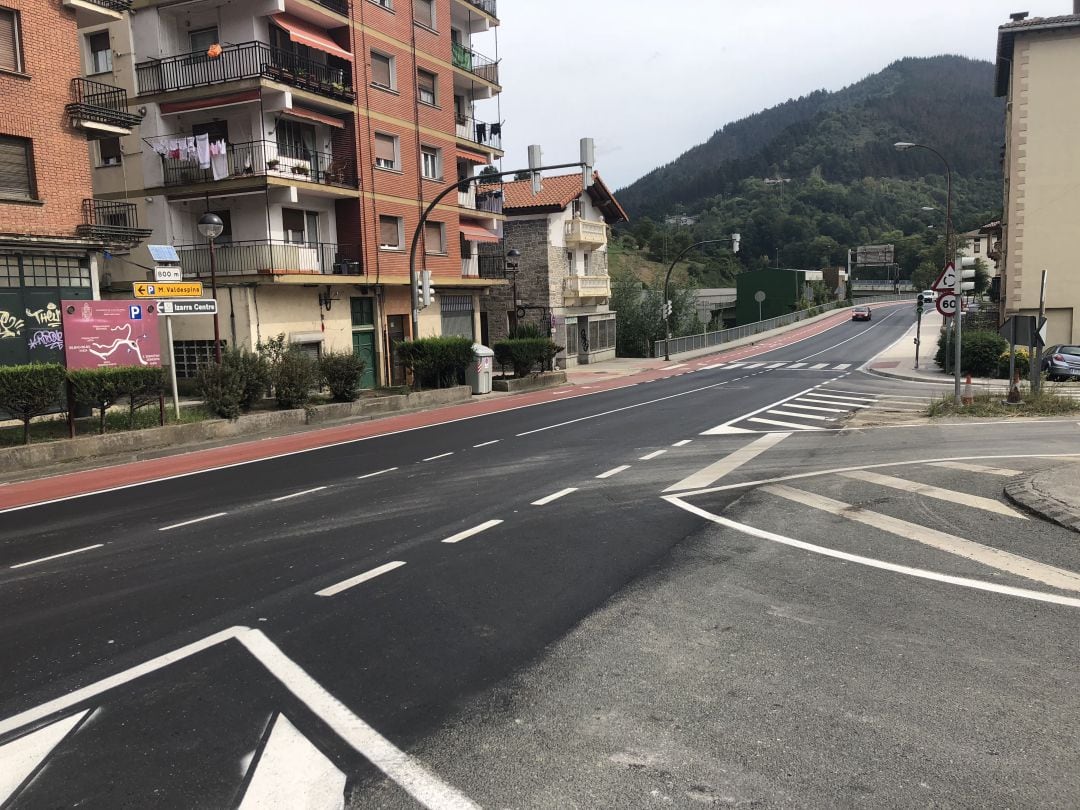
[197,212,224,364]
[505,248,520,331]
[662,234,740,361]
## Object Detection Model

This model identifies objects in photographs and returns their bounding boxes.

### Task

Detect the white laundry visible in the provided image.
[210,140,229,180]
[195,133,211,169]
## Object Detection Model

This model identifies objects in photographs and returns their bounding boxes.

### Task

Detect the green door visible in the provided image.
[352,330,376,389]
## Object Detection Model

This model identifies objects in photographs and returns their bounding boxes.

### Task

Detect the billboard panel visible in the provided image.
[62,300,162,370]
[856,244,895,266]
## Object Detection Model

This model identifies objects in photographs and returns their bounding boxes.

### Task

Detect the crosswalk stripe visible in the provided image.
[766,362,786,369]
[929,462,1024,477]
[809,362,829,370]
[700,363,724,370]
[748,417,824,431]
[784,402,848,413]
[806,392,877,403]
[665,432,791,492]
[839,470,1027,519]
[833,364,851,370]
[799,397,871,409]
[726,362,747,368]
[744,363,765,369]
[763,484,1080,592]
[767,409,836,422]
[788,362,807,369]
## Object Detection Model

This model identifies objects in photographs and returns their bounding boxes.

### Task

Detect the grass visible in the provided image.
[0,404,213,448]
[926,387,1080,418]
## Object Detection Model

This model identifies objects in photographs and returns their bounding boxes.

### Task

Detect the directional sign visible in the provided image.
[936,292,958,317]
[159,299,217,315]
[999,315,1047,348]
[932,262,956,292]
[153,266,183,282]
[133,282,203,298]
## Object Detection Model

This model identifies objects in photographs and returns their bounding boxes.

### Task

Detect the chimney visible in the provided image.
[1010,11,1029,21]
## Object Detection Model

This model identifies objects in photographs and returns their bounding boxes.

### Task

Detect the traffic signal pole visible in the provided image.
[662,236,740,361]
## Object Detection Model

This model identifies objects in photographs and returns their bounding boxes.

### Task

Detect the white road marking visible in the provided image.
[726,362,747,368]
[422,452,454,462]
[441,519,504,544]
[796,306,901,361]
[699,363,724,370]
[672,439,693,447]
[783,402,848,414]
[9,544,104,570]
[664,496,1080,609]
[272,486,328,503]
[838,470,1027,518]
[806,391,877,403]
[640,450,667,460]
[316,561,407,597]
[0,710,90,804]
[748,417,825,431]
[472,440,500,448]
[767,410,835,422]
[809,363,829,370]
[799,397,871,409]
[358,467,398,479]
[159,512,228,532]
[237,713,346,810]
[744,363,765,369]
[930,461,1023,477]
[766,362,786,369]
[597,465,631,479]
[531,488,578,506]
[788,362,807,369]
[665,433,791,492]
[832,364,851,370]
[764,485,1080,591]
[703,382,838,435]
[668,363,688,369]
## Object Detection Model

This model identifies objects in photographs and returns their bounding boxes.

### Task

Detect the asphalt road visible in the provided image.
[9,302,1074,808]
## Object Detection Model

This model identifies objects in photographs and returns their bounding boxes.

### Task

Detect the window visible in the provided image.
[379,215,403,249]
[440,295,474,340]
[0,8,21,73]
[973,238,981,254]
[374,132,398,170]
[98,137,122,167]
[583,251,590,274]
[86,30,112,74]
[0,136,35,200]
[189,27,219,54]
[173,340,224,378]
[371,51,395,89]
[413,0,435,29]
[370,0,392,8]
[566,251,574,272]
[421,146,440,180]
[424,220,446,254]
[571,198,582,219]
[417,68,437,106]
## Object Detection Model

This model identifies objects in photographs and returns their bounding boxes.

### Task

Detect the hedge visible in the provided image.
[935,329,1007,378]
[0,363,67,445]
[69,366,166,433]
[397,336,473,389]
[493,338,563,379]
[319,351,367,402]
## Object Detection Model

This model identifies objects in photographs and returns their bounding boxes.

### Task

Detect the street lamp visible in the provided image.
[197,211,224,364]
[505,248,521,330]
[662,234,740,361]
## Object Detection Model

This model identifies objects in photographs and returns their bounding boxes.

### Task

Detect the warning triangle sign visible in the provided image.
[932,262,956,292]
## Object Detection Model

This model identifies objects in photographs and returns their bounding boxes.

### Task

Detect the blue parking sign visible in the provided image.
[129,305,142,320]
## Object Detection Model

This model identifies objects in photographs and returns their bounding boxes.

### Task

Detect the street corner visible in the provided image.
[1004,459,1080,533]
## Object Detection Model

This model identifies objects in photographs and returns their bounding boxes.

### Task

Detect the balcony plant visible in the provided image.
[266,158,281,170]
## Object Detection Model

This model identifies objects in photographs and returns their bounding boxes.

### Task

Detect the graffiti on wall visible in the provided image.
[0,311,25,339]
[27,330,64,352]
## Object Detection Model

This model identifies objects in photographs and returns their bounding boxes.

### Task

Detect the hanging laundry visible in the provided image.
[490,123,501,137]
[150,140,168,157]
[167,138,182,159]
[210,140,229,181]
[475,122,487,142]
[195,133,211,169]
[183,137,197,161]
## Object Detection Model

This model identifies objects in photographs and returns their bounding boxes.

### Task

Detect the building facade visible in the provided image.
[481,173,627,367]
[0,0,146,366]
[80,0,503,385]
[995,10,1080,343]
[958,223,1001,278]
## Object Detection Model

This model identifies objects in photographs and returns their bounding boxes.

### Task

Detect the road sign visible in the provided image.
[936,292,958,317]
[998,315,1046,348]
[134,282,203,298]
[153,266,183,282]
[856,244,895,266]
[159,299,217,315]
[932,262,956,292]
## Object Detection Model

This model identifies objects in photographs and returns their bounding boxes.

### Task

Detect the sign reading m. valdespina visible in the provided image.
[159,299,218,315]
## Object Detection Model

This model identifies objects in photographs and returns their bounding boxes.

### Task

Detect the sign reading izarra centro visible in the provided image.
[61,300,162,369]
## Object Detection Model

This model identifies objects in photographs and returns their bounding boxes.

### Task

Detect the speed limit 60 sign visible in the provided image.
[936,293,958,317]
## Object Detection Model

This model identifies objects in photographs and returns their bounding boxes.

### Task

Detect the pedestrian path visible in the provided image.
[695,360,856,373]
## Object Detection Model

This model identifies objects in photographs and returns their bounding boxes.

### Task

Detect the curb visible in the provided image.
[1003,466,1080,533]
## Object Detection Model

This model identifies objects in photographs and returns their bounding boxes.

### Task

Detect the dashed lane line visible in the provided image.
[316,561,407,597]
[441,520,504,545]
[422,452,454,462]
[159,513,228,532]
[838,470,1028,518]
[9,544,104,570]
[665,432,791,493]
[357,467,398,480]
[597,465,631,479]
[930,461,1024,477]
[272,486,328,503]
[531,488,578,506]
[640,450,667,461]
[672,440,693,447]
[472,441,499,448]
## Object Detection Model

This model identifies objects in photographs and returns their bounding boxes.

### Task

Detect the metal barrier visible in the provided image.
[654,295,916,358]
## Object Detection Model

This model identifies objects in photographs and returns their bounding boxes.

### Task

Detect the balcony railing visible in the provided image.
[76,199,152,246]
[455,114,501,150]
[76,0,132,9]
[309,0,349,14]
[564,218,607,247]
[477,251,506,279]
[565,275,611,299]
[451,43,500,86]
[136,41,354,102]
[177,240,362,278]
[158,139,357,190]
[66,78,142,134]
[460,0,497,17]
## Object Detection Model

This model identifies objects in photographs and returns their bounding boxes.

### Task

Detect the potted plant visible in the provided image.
[266,158,281,170]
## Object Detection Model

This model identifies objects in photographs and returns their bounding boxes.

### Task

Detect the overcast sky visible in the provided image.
[475,1,1067,189]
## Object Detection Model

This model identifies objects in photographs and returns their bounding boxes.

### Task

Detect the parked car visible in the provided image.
[851,306,871,321]
[919,290,937,303]
[1041,345,1080,381]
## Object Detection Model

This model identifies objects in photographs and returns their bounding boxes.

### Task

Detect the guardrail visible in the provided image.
[654,295,916,358]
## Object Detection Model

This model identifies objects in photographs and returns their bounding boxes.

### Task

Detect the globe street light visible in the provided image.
[197,212,224,363]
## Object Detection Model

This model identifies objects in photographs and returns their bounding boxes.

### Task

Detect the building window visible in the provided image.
[417,68,437,106]
[371,51,395,90]
[973,238,981,254]
[173,340,223,378]
[379,215,403,249]
[583,252,590,274]
[421,146,441,180]
[86,30,112,74]
[0,8,22,73]
[374,132,399,170]
[413,0,435,29]
[0,136,35,201]
[369,0,392,8]
[98,137,122,167]
[189,27,219,55]
[424,221,446,254]
[441,294,474,340]
[588,316,616,352]
[283,208,319,245]
[566,251,574,273]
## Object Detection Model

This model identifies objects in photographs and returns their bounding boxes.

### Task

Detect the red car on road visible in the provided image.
[851,306,871,321]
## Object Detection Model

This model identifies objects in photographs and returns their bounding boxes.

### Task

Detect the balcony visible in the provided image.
[309,0,349,14]
[565,275,611,300]
[451,43,500,86]
[455,114,501,151]
[177,240,362,279]
[66,78,142,138]
[63,0,131,26]
[564,218,607,247]
[135,42,354,103]
[76,200,152,247]
[157,139,357,192]
[460,0,498,17]
[458,186,503,215]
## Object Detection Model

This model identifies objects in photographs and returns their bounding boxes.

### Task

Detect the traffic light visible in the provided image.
[663,299,673,318]
[421,270,433,308]
[731,232,741,254]
[958,257,977,292]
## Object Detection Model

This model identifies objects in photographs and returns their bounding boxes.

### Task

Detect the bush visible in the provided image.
[493,338,564,378]
[998,347,1030,380]
[68,367,163,433]
[274,349,319,409]
[0,363,67,445]
[398,336,473,389]
[935,329,1007,377]
[197,356,246,419]
[319,351,366,402]
[233,350,271,411]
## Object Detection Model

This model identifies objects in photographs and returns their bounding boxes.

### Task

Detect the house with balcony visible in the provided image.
[479,172,628,366]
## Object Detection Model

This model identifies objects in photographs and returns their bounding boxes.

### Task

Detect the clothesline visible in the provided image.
[147,134,230,180]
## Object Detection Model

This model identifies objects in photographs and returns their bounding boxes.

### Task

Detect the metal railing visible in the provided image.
[136,41,354,101]
[309,0,349,14]
[460,0,497,16]
[451,42,500,85]
[158,139,357,189]
[78,0,133,10]
[65,78,142,130]
[76,199,151,245]
[455,114,502,149]
[477,253,506,279]
[655,295,917,358]
[177,240,362,278]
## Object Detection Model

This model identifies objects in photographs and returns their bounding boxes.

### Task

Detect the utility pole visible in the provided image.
[1033,270,1048,394]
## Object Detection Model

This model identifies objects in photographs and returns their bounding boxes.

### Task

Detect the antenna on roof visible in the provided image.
[528,144,542,195]
[580,137,595,191]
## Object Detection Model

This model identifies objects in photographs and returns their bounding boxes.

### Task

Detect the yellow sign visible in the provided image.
[133,282,203,299]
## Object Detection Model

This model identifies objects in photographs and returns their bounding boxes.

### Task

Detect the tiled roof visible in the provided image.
[503,173,585,210]
[1000,13,1080,30]
[996,14,1080,95]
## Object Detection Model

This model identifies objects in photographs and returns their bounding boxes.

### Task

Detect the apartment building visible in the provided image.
[85,0,503,385]
[0,0,146,366]
[481,173,627,367]
[995,8,1080,343]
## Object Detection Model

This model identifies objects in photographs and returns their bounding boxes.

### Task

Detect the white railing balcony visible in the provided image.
[458,186,476,209]
[565,218,607,247]
[565,275,611,299]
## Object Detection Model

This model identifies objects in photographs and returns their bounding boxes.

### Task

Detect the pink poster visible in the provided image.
[61,300,162,370]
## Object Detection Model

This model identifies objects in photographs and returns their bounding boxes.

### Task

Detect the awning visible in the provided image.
[460,222,500,243]
[282,105,345,129]
[160,90,260,114]
[456,149,490,164]
[271,13,354,62]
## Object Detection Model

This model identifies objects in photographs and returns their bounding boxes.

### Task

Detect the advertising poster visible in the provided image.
[61,300,162,370]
